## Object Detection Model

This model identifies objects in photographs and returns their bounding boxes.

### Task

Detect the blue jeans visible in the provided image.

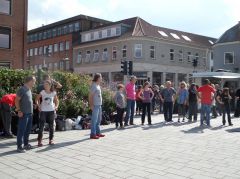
[91,105,102,136]
[163,102,173,121]
[17,113,32,148]
[200,104,211,126]
[124,99,135,125]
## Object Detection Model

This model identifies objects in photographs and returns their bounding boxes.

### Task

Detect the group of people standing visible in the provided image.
[113,76,239,129]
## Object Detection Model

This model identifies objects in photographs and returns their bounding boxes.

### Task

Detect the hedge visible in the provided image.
[0,68,116,118]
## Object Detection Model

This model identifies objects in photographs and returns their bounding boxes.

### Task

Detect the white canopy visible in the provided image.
[192,72,240,79]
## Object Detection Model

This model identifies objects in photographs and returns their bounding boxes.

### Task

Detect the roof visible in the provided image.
[216,22,240,44]
[192,72,240,79]
[28,14,111,34]
[79,17,217,48]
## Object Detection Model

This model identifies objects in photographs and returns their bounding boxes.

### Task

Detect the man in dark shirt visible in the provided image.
[15,76,36,153]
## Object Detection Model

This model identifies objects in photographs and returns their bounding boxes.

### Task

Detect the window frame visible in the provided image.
[134,44,142,58]
[0,26,11,49]
[0,0,11,15]
[150,45,155,59]
[224,52,234,64]
[122,45,127,58]
[112,46,117,60]
[170,49,174,61]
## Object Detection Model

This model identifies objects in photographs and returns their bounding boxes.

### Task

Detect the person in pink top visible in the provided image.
[124,76,137,126]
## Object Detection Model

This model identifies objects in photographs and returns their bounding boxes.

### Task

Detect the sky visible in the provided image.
[28,0,240,38]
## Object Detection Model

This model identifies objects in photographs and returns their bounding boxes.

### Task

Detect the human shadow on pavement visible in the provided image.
[0,137,48,148]
[36,138,90,153]
[181,126,205,134]
[226,128,240,133]
[210,125,226,131]
[142,121,177,130]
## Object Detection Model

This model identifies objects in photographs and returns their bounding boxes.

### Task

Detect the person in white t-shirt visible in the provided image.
[35,80,59,146]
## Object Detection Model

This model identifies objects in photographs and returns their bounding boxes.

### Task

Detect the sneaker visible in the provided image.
[229,123,233,126]
[90,135,99,139]
[24,144,33,150]
[97,134,105,137]
[5,134,15,138]
[124,123,129,127]
[178,119,180,123]
[49,140,55,145]
[17,147,26,153]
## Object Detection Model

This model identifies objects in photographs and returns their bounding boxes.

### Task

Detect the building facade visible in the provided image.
[73,17,216,88]
[26,15,110,71]
[0,0,28,69]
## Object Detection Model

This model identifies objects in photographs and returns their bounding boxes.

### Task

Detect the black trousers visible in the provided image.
[188,102,198,121]
[38,111,55,141]
[163,102,173,122]
[222,104,232,125]
[0,103,12,135]
[234,100,240,117]
[141,102,151,124]
[116,107,124,127]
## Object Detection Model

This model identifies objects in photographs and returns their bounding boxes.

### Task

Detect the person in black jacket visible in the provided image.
[188,83,198,122]
[234,88,240,117]
[216,88,233,126]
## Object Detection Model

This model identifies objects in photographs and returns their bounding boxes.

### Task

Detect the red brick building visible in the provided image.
[27,15,110,71]
[0,0,28,69]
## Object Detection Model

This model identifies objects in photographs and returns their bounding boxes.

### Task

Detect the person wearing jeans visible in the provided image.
[160,81,176,122]
[89,73,105,139]
[15,76,36,153]
[139,81,154,125]
[124,76,137,126]
[197,79,216,127]
[35,80,59,146]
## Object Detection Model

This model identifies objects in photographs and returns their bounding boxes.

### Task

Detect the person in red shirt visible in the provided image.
[197,79,216,127]
[0,94,16,138]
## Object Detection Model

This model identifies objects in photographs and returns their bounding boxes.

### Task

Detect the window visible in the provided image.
[43,31,47,39]
[59,42,64,51]
[83,33,90,42]
[107,29,111,37]
[0,27,11,49]
[43,46,47,54]
[34,34,38,42]
[74,22,80,32]
[116,27,121,36]
[52,29,57,37]
[224,52,234,64]
[111,28,116,36]
[65,61,70,70]
[29,49,33,57]
[182,35,191,41]
[90,32,94,40]
[77,51,82,64]
[170,49,174,61]
[195,53,199,62]
[54,43,58,52]
[38,32,43,40]
[93,50,99,62]
[102,48,108,61]
[34,48,38,56]
[98,31,102,39]
[170,33,180,39]
[85,51,91,63]
[59,61,64,70]
[69,24,73,33]
[48,45,53,53]
[94,32,99,40]
[150,46,155,59]
[179,50,183,62]
[0,0,11,15]
[63,26,68,34]
[134,44,142,58]
[158,30,168,37]
[57,27,62,36]
[39,47,43,55]
[65,41,70,50]
[122,45,127,58]
[102,29,107,38]
[47,30,51,38]
[187,52,192,63]
[112,46,117,60]
[54,62,58,70]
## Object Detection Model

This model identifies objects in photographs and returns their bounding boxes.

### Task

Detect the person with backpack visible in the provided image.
[176,81,188,123]
[114,84,126,129]
[216,88,233,126]
[35,80,59,146]
[138,81,154,125]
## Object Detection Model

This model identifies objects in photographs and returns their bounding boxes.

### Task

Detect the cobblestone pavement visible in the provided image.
[1,113,240,179]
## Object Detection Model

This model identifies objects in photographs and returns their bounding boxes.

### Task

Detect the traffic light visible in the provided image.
[128,61,133,75]
[121,60,127,75]
[193,58,198,67]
